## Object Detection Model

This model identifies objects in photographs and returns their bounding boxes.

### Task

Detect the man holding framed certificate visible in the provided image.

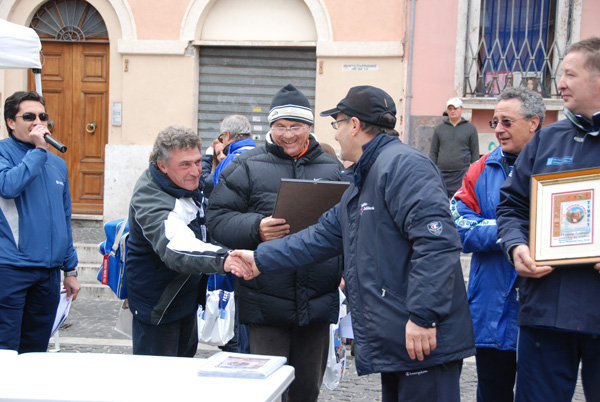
[497,37,600,402]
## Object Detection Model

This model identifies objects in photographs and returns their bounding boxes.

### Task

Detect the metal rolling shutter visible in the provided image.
[197,46,316,151]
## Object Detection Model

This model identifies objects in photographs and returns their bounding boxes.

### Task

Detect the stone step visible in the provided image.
[77,263,102,283]
[74,242,103,265]
[76,283,123,301]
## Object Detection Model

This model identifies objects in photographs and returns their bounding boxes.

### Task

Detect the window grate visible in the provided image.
[464,0,572,98]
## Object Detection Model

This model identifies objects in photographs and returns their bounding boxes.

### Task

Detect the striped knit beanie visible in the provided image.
[268,84,314,126]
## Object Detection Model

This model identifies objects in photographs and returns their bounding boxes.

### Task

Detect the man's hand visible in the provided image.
[405,319,437,361]
[258,217,290,242]
[224,254,253,278]
[63,276,81,301]
[594,263,600,274]
[29,124,50,151]
[229,250,261,280]
[512,244,554,278]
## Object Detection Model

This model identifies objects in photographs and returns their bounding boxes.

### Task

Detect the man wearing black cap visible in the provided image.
[231,86,475,401]
[206,84,344,402]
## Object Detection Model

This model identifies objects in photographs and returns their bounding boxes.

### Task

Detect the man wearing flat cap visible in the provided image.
[232,86,475,401]
[430,97,479,198]
[206,84,344,402]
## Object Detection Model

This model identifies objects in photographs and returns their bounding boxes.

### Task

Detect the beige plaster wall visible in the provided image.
[116,54,196,144]
[314,57,404,151]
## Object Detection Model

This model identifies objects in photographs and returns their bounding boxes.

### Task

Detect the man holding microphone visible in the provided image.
[0,91,80,353]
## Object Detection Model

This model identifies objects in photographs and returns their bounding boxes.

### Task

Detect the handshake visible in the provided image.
[223,250,262,280]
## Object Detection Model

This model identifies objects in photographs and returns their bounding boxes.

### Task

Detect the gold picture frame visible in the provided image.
[530,167,600,266]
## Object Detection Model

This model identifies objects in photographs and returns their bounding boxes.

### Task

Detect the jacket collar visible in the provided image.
[9,135,36,151]
[353,134,399,189]
[564,108,600,136]
[223,137,256,156]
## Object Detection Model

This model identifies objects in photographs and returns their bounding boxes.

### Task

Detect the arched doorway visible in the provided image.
[28,0,109,215]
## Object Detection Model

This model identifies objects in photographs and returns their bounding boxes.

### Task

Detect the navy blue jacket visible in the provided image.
[451,147,519,350]
[497,116,600,334]
[255,134,475,375]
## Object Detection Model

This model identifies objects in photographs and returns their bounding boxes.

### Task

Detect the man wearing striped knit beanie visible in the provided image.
[207,84,344,401]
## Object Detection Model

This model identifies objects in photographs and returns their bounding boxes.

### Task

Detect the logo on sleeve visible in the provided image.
[427,221,443,236]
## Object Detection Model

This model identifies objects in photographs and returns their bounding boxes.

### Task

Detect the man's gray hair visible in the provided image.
[498,86,546,129]
[220,115,251,140]
[149,125,201,165]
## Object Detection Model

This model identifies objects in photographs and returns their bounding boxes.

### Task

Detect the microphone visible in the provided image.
[45,120,67,153]
[44,134,67,153]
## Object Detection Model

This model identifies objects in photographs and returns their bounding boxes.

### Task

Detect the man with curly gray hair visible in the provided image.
[127,125,248,357]
[451,86,545,401]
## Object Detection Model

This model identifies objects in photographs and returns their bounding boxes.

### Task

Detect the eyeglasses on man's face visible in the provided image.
[271,125,307,135]
[15,112,50,122]
[331,117,351,130]
[489,117,528,129]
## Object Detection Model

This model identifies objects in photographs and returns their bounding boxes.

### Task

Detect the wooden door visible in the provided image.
[29,41,108,215]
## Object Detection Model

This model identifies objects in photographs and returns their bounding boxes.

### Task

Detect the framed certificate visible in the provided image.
[530,167,600,266]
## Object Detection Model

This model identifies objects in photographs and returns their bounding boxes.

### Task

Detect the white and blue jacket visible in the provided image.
[451,146,519,351]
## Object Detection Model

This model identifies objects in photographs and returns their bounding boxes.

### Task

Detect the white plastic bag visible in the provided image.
[323,292,347,390]
[323,321,346,390]
[114,299,132,339]
[197,289,235,346]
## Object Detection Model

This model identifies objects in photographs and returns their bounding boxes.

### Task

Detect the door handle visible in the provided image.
[86,121,97,134]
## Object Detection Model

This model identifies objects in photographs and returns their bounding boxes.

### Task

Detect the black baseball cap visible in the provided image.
[320,86,397,128]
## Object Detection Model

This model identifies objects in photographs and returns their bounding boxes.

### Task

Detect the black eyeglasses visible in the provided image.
[489,117,528,129]
[331,117,351,130]
[15,112,49,122]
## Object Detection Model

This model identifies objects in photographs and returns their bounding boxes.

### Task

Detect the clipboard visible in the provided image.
[273,179,350,234]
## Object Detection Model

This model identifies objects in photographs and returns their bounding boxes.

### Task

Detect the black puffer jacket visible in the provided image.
[206,135,344,326]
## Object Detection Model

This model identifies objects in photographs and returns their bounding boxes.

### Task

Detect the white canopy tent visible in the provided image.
[0,18,43,94]
[0,19,66,152]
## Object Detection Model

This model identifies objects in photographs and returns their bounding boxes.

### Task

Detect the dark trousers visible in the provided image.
[516,326,600,402]
[132,312,198,357]
[0,266,60,353]
[380,360,462,402]
[475,347,516,402]
[249,322,329,402]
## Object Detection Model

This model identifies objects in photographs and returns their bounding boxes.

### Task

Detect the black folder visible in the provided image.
[273,179,351,234]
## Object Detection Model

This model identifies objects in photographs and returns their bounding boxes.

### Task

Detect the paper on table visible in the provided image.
[51,288,72,337]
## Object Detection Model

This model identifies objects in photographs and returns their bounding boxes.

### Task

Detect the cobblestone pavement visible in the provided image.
[51,299,586,401]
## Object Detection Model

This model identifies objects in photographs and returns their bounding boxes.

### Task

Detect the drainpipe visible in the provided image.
[404,0,416,146]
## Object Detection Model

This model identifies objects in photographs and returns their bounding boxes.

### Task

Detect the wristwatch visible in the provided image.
[64,269,78,277]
